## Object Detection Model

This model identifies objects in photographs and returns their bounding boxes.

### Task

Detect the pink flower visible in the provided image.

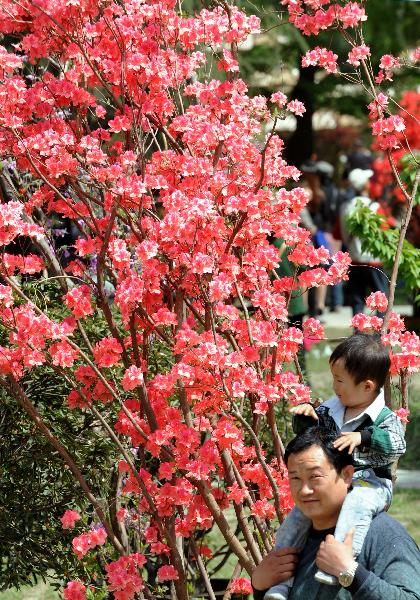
[303,317,325,341]
[376,54,400,83]
[351,313,383,332]
[136,239,159,261]
[95,105,106,118]
[157,565,179,581]
[371,115,406,150]
[60,510,81,530]
[347,45,371,67]
[289,383,312,406]
[0,285,13,307]
[63,580,86,600]
[368,93,389,120]
[339,3,367,28]
[302,47,338,73]
[108,115,131,133]
[365,291,388,313]
[64,285,94,319]
[209,272,234,302]
[75,237,96,256]
[218,49,239,73]
[190,252,214,274]
[229,578,253,594]
[371,115,405,136]
[106,554,146,599]
[49,341,79,367]
[227,482,247,504]
[270,91,288,108]
[288,244,330,267]
[394,408,409,425]
[152,307,178,326]
[390,331,420,374]
[287,100,306,116]
[72,528,107,559]
[379,54,400,70]
[116,508,129,522]
[109,238,131,270]
[122,365,144,391]
[150,542,171,555]
[251,499,275,518]
[92,337,123,367]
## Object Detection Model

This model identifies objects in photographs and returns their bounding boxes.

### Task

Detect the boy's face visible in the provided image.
[330,358,376,411]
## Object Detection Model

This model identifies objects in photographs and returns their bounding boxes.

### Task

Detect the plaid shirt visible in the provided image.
[293,390,406,473]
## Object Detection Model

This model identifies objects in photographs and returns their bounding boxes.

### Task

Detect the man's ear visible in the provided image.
[341,464,354,487]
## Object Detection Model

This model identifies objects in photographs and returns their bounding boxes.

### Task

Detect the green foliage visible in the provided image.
[0,365,118,590]
[0,280,120,591]
[399,152,420,206]
[346,206,420,303]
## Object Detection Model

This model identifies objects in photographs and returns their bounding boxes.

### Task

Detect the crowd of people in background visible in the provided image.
[271,139,403,376]
[281,139,392,327]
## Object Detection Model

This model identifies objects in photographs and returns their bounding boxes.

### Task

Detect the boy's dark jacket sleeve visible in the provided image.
[292,406,340,436]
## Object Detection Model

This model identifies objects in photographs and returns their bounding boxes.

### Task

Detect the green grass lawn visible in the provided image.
[2,318,419,599]
[389,489,420,543]
[0,583,59,600]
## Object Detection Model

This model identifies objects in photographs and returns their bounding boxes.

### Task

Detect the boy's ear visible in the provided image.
[363,379,376,392]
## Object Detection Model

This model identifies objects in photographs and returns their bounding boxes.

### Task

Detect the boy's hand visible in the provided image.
[333,432,362,453]
[289,403,318,420]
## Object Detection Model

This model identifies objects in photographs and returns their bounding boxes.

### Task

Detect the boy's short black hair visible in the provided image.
[329,332,390,391]
[284,426,353,473]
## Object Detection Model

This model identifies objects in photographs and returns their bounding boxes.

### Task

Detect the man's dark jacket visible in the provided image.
[253,512,420,599]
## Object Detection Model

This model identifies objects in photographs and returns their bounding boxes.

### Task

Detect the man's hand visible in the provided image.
[251,548,299,590]
[289,403,318,420]
[316,530,355,577]
[333,432,362,453]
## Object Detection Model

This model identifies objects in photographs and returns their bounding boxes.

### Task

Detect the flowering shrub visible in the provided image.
[0,0,418,597]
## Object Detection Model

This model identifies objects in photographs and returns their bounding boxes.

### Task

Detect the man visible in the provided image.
[252,427,420,600]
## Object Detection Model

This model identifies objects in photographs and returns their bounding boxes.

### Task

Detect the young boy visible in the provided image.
[265,332,406,600]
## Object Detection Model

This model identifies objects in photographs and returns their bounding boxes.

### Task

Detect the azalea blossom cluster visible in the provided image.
[281,0,418,159]
[280,0,367,36]
[370,90,420,205]
[352,292,420,377]
[0,0,417,598]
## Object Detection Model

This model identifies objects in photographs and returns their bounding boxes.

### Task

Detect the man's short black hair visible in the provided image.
[329,332,390,391]
[284,426,354,473]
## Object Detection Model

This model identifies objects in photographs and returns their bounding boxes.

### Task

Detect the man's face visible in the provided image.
[287,444,354,530]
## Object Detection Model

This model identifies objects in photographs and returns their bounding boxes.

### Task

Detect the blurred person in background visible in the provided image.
[316,161,343,313]
[271,236,308,377]
[346,139,374,172]
[300,161,329,319]
[339,168,388,316]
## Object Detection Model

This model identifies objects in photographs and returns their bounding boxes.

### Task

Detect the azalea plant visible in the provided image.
[0,0,419,599]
